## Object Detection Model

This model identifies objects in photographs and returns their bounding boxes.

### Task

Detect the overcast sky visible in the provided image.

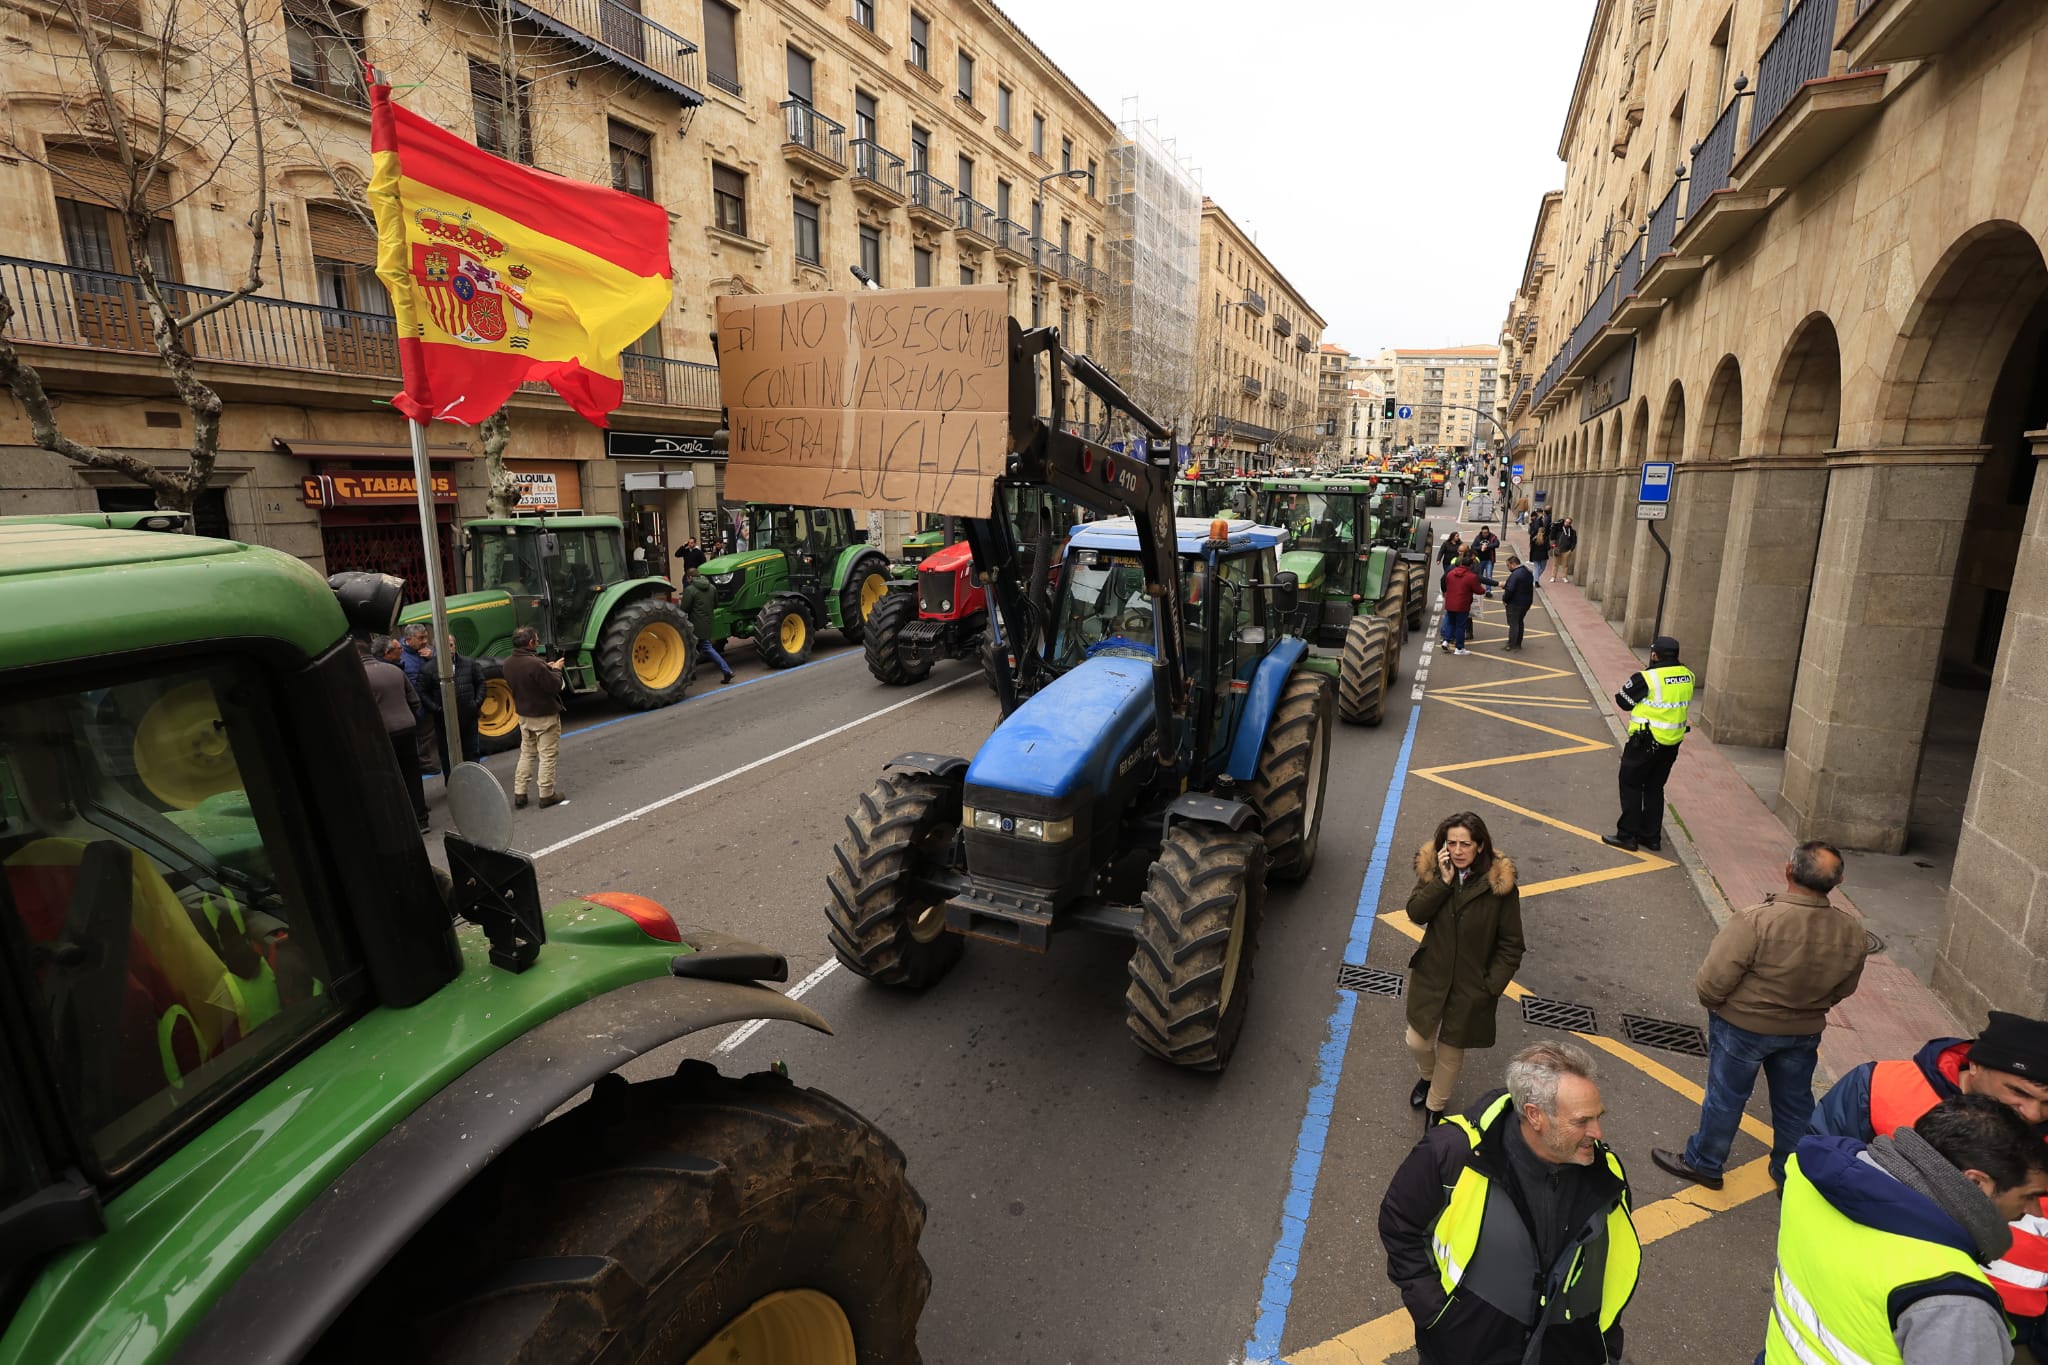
[1002,0,1593,356]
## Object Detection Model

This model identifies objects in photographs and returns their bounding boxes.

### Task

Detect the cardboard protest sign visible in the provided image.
[715,285,1010,519]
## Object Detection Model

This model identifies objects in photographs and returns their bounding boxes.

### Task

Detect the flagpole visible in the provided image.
[407,415,463,750]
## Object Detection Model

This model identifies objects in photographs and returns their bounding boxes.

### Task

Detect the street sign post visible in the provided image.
[1636,503,1668,520]
[1397,405,1413,421]
[1638,462,1674,503]
[1510,462,1524,481]
[1638,461,1675,636]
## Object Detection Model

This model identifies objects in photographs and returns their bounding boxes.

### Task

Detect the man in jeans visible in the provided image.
[1498,552,1534,651]
[505,625,569,809]
[1653,841,1867,1189]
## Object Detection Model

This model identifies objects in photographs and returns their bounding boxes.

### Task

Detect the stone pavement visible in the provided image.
[1517,546,1965,1081]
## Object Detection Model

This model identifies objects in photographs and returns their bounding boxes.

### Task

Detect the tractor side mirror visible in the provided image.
[1271,572,1299,615]
[534,532,560,559]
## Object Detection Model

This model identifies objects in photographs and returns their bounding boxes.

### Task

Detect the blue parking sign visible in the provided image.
[1639,462,1674,503]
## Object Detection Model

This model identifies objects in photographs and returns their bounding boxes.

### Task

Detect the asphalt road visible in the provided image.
[433,508,1783,1364]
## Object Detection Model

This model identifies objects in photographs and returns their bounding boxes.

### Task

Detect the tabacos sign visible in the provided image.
[300,472,457,508]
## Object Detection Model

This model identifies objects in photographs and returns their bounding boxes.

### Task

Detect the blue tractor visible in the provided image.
[824,325,1335,1070]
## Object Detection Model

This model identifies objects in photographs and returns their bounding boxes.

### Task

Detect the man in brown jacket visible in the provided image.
[505,625,569,809]
[1653,840,1866,1189]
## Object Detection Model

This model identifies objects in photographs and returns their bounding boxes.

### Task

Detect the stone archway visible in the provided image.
[1660,358,1741,662]
[1701,315,1840,747]
[1625,382,1688,644]
[1599,398,1651,621]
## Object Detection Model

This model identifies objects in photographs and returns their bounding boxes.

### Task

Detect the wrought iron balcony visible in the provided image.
[1750,0,1836,151]
[850,139,905,201]
[1272,314,1293,337]
[1646,177,1684,262]
[994,217,1034,263]
[497,0,702,104]
[1241,287,1266,317]
[781,100,846,173]
[619,352,720,409]
[906,171,954,228]
[954,194,997,246]
[1294,332,1313,353]
[1688,92,1746,212]
[1240,375,1263,399]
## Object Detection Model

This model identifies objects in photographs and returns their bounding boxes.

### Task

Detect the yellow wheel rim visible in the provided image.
[133,681,241,810]
[684,1288,856,1365]
[478,677,520,738]
[632,620,687,689]
[858,570,888,620]
[780,611,807,652]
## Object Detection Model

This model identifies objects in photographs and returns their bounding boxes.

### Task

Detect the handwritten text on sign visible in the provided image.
[715,285,1009,519]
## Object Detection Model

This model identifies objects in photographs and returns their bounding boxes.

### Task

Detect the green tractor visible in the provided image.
[1257,477,1420,726]
[399,514,696,754]
[1367,473,1433,635]
[702,505,892,669]
[1171,474,1254,520]
[0,518,928,1364]
[893,513,950,578]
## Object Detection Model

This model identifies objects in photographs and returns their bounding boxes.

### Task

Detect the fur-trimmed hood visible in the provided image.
[1415,840,1517,895]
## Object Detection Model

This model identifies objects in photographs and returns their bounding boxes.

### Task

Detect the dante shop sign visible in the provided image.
[300,472,456,508]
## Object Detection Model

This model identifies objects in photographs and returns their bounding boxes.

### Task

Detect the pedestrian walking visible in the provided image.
[1766,1096,2048,1365]
[1601,635,1692,853]
[1652,841,1867,1191]
[1380,1041,1638,1365]
[1403,812,1524,1125]
[1472,526,1499,581]
[678,564,734,684]
[1528,520,1552,584]
[1500,552,1535,650]
[1551,517,1578,583]
[360,635,428,832]
[505,625,569,809]
[1437,531,1464,590]
[1440,554,1489,654]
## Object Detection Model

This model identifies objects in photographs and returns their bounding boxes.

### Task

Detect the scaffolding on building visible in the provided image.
[1105,98,1201,455]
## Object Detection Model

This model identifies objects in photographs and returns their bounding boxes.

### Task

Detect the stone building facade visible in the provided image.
[1389,346,1500,454]
[1193,199,1324,473]
[1508,0,2048,1024]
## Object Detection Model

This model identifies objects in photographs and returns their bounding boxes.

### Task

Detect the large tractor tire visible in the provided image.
[1339,614,1392,727]
[826,770,964,989]
[1404,562,1427,633]
[752,595,815,669]
[595,597,697,710]
[475,662,521,755]
[863,591,931,686]
[1124,824,1267,1072]
[312,1062,928,1365]
[838,552,892,645]
[1245,670,1333,884]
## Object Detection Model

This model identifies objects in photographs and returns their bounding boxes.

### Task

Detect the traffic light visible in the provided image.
[1382,397,1397,421]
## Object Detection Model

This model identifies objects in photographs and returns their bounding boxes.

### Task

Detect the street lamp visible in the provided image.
[1033,167,1089,328]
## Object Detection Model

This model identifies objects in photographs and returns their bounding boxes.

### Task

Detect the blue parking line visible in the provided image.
[1243,702,1424,1365]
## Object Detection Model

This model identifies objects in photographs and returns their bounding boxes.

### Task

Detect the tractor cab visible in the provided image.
[700,505,891,668]
[1172,476,1252,521]
[897,513,950,569]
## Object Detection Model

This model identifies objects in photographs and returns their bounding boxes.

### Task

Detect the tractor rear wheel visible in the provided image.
[595,598,697,710]
[475,663,521,755]
[1246,670,1333,883]
[863,590,930,685]
[1339,615,1391,726]
[313,1062,928,1365]
[826,771,964,989]
[838,553,891,645]
[1124,824,1267,1071]
[752,596,815,669]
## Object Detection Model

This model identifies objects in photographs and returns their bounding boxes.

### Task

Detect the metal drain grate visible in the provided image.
[1337,963,1406,997]
[1620,1014,1709,1057]
[1522,996,1598,1033]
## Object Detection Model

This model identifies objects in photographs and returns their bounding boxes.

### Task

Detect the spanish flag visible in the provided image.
[368,74,672,427]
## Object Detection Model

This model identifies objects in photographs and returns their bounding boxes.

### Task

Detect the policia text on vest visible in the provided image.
[1605,636,1693,854]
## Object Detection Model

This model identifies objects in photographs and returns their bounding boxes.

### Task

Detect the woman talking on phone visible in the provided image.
[1403,811,1524,1129]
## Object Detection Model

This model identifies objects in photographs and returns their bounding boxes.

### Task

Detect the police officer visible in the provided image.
[1602,635,1692,853]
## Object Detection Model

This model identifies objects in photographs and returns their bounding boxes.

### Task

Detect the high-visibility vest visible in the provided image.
[1629,664,1694,746]
[1867,1059,1945,1141]
[1765,1152,2003,1365]
[1428,1095,1642,1334]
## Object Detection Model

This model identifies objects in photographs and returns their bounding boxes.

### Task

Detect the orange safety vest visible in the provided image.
[1867,1058,1943,1140]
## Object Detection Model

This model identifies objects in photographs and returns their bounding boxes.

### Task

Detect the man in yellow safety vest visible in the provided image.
[1602,635,1693,853]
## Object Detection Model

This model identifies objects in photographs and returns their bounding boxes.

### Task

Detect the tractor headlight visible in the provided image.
[941,598,952,612]
[711,571,738,586]
[963,807,1075,843]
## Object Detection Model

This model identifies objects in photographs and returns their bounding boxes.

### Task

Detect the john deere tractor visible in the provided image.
[0,516,927,1364]
[702,505,892,669]
[824,325,1333,1072]
[1172,473,1254,520]
[1367,473,1433,634]
[399,514,695,753]
[893,513,950,577]
[1258,478,1414,727]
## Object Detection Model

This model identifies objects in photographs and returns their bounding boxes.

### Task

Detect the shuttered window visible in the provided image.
[306,203,374,264]
[608,120,653,200]
[46,144,170,214]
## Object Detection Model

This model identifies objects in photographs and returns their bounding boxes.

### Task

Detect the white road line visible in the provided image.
[712,956,842,1054]
[532,673,977,860]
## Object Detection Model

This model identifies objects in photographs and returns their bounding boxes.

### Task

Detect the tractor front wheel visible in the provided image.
[595,597,697,710]
[753,595,815,669]
[863,590,931,685]
[838,553,892,645]
[1339,614,1392,726]
[1404,562,1427,632]
[1125,824,1267,1071]
[1246,670,1333,883]
[475,664,521,755]
[312,1063,928,1365]
[827,770,965,989]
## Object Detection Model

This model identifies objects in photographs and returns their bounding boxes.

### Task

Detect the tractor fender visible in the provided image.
[1162,791,1259,835]
[1223,639,1311,783]
[166,973,830,1365]
[884,752,970,782]
[576,577,677,656]
[828,542,883,593]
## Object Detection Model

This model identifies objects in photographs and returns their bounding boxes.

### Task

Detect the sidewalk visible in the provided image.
[1524,553,1964,1081]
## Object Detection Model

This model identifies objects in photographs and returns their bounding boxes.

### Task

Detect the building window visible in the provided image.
[997,84,1012,131]
[786,45,813,104]
[1031,113,1044,157]
[468,59,533,163]
[957,50,974,102]
[608,120,653,200]
[959,263,975,285]
[852,0,873,30]
[860,224,882,284]
[910,124,929,173]
[956,154,974,200]
[1085,157,1097,197]
[285,0,365,105]
[1060,137,1071,172]
[854,88,877,142]
[702,0,740,95]
[996,178,1011,220]
[915,246,933,287]
[712,162,747,236]
[908,10,929,70]
[793,195,821,264]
